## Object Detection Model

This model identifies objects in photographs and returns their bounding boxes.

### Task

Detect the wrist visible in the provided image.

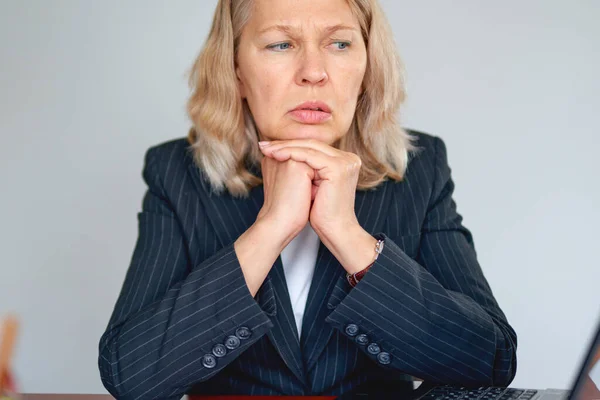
[234,220,283,297]
[323,224,378,274]
[248,217,286,254]
[252,214,304,253]
[346,262,374,287]
[346,238,384,287]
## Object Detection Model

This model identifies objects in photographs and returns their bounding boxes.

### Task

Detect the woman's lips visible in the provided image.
[288,109,332,124]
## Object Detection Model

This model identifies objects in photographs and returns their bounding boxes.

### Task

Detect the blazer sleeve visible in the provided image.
[325,136,517,387]
[98,147,273,400]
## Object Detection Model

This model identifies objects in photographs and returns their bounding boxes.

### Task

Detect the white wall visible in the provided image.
[0,0,598,394]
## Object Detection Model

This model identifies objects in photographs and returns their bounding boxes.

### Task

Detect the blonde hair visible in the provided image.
[186,0,415,197]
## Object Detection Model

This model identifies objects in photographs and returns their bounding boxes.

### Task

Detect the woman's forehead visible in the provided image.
[248,0,360,32]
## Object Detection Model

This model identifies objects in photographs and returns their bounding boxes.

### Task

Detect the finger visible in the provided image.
[260,139,339,157]
[268,146,335,175]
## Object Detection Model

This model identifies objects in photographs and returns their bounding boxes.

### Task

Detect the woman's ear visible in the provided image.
[235,65,246,98]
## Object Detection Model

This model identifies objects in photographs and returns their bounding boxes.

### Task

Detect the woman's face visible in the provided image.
[235,0,367,145]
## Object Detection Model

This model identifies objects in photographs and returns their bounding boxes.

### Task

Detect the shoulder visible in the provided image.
[405,128,446,163]
[402,128,449,179]
[144,137,193,169]
[385,128,453,210]
[140,137,197,196]
[396,129,453,209]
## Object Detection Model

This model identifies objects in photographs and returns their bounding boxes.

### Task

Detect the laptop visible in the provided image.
[338,317,600,400]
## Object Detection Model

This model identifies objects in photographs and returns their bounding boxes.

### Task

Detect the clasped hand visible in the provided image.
[258,139,363,251]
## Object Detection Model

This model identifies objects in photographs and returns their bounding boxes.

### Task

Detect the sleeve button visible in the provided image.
[212,343,227,358]
[235,326,252,340]
[225,335,241,350]
[355,334,369,345]
[345,324,359,337]
[377,351,391,365]
[202,354,217,369]
[367,342,381,355]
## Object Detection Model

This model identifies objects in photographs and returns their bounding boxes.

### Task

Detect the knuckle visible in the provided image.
[349,154,362,169]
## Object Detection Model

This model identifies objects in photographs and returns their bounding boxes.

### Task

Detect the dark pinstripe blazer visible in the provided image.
[98,130,517,399]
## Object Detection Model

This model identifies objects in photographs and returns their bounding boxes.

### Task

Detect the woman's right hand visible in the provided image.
[256,156,314,247]
[234,156,314,296]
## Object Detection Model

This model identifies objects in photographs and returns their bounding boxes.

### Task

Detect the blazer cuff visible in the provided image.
[176,243,276,388]
[324,233,417,367]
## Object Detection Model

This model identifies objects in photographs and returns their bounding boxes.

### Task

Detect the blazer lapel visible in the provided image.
[187,162,305,385]
[300,181,393,372]
[299,243,345,371]
[265,258,306,383]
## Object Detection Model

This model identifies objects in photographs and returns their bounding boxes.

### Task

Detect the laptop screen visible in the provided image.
[571,321,600,400]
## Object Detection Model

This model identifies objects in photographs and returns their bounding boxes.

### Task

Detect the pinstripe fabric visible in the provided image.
[98,130,517,399]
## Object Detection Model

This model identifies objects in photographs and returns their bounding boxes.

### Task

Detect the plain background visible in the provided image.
[1,0,599,394]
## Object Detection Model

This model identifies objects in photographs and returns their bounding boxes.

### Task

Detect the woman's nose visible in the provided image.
[296,47,328,86]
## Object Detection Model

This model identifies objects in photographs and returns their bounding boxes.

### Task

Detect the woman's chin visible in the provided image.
[279,126,340,144]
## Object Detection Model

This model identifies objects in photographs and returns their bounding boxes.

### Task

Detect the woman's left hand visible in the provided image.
[260,139,371,249]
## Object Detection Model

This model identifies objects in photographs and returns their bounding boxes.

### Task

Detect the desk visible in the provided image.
[21,395,336,400]
[22,396,112,400]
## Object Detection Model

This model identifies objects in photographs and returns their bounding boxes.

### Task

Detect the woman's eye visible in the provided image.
[268,42,292,51]
[333,41,351,50]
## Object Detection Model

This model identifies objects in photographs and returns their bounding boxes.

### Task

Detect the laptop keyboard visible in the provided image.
[421,385,538,400]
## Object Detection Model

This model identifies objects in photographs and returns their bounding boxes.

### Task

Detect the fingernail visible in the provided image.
[258,141,271,147]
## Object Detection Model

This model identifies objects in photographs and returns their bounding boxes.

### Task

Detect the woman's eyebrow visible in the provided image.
[257,23,359,36]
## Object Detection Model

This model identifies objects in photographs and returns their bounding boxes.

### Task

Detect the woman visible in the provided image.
[98,0,517,398]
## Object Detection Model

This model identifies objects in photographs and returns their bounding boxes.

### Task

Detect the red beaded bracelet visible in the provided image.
[345,239,384,287]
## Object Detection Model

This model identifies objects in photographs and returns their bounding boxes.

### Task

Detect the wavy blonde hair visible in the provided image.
[186,0,415,197]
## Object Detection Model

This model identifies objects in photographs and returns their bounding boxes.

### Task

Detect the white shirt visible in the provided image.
[280,222,320,339]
